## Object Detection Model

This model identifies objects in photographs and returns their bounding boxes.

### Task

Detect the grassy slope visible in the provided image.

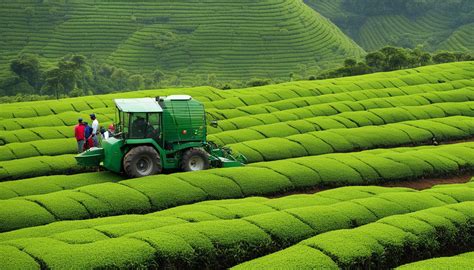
[305,0,474,52]
[0,0,364,82]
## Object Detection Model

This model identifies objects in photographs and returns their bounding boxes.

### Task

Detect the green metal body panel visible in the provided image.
[160,98,206,144]
[102,137,124,173]
[75,147,104,167]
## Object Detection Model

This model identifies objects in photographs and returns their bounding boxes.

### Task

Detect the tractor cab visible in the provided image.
[76,95,246,178]
[114,98,163,144]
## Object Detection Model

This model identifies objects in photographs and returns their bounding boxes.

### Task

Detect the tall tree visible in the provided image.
[10,54,42,92]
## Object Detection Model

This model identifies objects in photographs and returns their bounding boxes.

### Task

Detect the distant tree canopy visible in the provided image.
[317,46,473,79]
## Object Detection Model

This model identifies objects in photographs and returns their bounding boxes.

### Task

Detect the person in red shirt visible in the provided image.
[74,118,86,153]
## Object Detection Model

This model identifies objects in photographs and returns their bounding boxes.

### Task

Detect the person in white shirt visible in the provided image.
[90,113,100,147]
[103,124,115,140]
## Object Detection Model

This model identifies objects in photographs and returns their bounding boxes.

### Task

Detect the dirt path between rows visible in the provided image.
[269,173,473,198]
[380,173,472,190]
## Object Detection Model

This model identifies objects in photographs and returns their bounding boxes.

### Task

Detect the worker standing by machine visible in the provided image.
[90,113,100,147]
[74,118,86,153]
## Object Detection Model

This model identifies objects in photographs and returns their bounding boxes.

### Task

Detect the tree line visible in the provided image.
[0,54,166,99]
[316,46,473,80]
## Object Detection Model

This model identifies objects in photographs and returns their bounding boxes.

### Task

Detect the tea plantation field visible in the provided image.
[306,0,474,52]
[0,61,473,269]
[0,0,364,82]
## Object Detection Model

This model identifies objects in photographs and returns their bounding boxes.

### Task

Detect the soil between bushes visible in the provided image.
[269,173,473,198]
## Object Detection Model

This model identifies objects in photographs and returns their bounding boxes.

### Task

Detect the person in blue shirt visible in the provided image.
[83,121,93,150]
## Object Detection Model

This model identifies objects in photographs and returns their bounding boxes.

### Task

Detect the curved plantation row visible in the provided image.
[1,113,471,181]
[0,138,76,161]
[0,172,123,200]
[1,112,471,164]
[209,102,474,145]
[229,116,474,163]
[0,111,114,132]
[0,86,221,120]
[235,201,473,269]
[0,185,413,242]
[396,251,474,270]
[206,80,474,121]
[0,126,72,145]
[358,10,453,51]
[0,142,472,232]
[208,88,474,133]
[439,23,474,52]
[1,183,472,269]
[2,81,471,133]
[1,139,473,198]
[0,154,79,181]
[1,88,472,145]
[0,100,471,146]
[204,76,474,114]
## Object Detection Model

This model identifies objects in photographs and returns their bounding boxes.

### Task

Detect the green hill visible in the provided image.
[305,0,474,52]
[0,0,365,84]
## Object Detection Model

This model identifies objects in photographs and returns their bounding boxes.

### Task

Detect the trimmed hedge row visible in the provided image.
[0,126,73,145]
[204,66,474,111]
[206,80,472,121]
[2,84,472,133]
[208,88,474,133]
[0,172,123,200]
[0,142,472,232]
[0,138,76,161]
[0,185,412,243]
[1,185,472,269]
[229,116,474,163]
[2,99,472,148]
[0,154,83,181]
[0,86,222,120]
[234,201,474,269]
[0,112,114,132]
[208,102,474,145]
[3,114,471,163]
[396,251,474,270]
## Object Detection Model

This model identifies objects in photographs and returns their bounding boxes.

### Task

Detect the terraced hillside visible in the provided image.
[306,0,474,52]
[0,62,473,269]
[0,0,364,82]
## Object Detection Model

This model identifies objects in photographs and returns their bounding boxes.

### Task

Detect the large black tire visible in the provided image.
[123,146,161,178]
[181,148,210,172]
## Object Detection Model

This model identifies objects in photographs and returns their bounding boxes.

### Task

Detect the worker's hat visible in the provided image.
[90,113,96,118]
[78,118,83,122]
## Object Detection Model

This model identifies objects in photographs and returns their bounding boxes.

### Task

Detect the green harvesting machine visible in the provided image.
[76,95,246,178]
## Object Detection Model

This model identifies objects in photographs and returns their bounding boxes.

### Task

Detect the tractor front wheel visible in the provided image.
[123,146,161,178]
[181,148,210,172]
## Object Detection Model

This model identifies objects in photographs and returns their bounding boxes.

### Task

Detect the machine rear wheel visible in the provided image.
[181,148,210,172]
[123,146,161,178]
